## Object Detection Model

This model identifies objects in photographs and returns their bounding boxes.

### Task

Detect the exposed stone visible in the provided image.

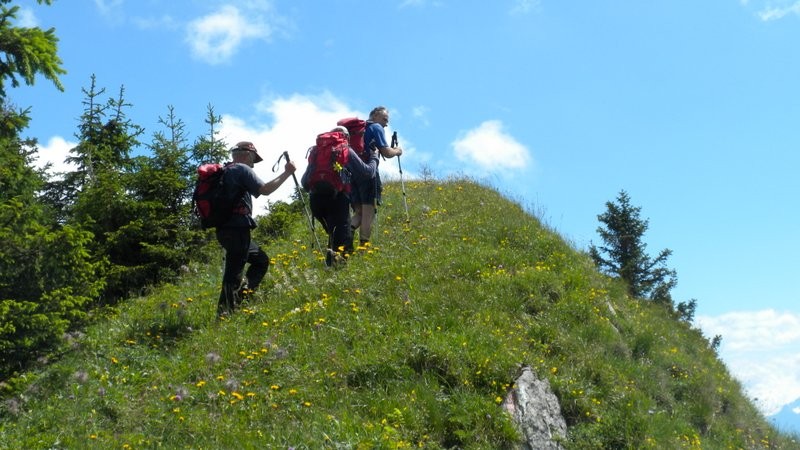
[503,366,568,449]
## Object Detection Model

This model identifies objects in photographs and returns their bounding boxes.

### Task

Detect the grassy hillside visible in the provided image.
[0,178,794,449]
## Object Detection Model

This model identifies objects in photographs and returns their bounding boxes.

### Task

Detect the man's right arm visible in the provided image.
[379,145,402,158]
[258,161,297,196]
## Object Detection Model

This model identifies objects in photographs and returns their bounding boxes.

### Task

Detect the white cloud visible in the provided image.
[32,136,78,177]
[452,120,531,171]
[217,92,365,216]
[695,309,800,415]
[185,5,275,65]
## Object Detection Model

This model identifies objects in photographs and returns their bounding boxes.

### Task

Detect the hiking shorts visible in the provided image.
[351,174,381,206]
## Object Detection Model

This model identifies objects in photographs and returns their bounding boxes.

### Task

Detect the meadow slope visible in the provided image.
[0,178,794,449]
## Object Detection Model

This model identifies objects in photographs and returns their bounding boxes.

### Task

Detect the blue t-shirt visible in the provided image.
[220,163,264,228]
[355,122,388,203]
[363,121,387,164]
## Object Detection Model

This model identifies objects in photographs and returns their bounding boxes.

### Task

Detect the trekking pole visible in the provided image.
[273,151,322,251]
[391,131,410,223]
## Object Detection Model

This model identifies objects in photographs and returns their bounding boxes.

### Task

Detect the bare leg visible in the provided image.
[351,204,362,230]
[360,204,376,243]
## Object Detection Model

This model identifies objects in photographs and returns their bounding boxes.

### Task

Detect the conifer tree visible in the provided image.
[191,104,228,164]
[63,77,145,300]
[123,105,204,284]
[0,0,65,97]
[0,128,103,379]
[0,0,103,378]
[589,190,677,303]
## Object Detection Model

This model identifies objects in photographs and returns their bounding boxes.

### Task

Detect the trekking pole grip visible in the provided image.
[281,150,301,184]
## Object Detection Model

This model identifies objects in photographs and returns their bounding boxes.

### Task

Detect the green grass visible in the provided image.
[1,178,796,449]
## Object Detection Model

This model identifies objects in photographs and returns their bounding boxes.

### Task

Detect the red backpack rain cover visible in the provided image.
[336,117,366,158]
[193,163,226,229]
[307,130,351,193]
[192,163,244,228]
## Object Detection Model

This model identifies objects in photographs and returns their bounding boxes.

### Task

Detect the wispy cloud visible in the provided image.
[16,8,38,28]
[759,2,800,21]
[696,309,800,415]
[399,0,444,8]
[93,0,124,22]
[510,0,541,15]
[744,0,800,21]
[132,14,179,31]
[411,106,430,127]
[452,120,531,171]
[185,4,280,65]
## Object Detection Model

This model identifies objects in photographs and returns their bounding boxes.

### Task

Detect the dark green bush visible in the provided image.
[255,200,304,240]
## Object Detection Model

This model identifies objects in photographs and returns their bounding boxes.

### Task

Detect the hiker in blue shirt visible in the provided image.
[301,127,380,266]
[350,106,403,246]
[216,141,296,317]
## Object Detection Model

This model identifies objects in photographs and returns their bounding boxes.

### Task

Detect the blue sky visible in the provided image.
[11,0,800,421]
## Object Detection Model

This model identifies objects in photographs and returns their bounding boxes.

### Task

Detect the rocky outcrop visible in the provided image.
[503,366,568,449]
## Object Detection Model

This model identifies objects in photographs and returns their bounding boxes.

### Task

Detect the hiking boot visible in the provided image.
[325,249,346,268]
[333,251,346,267]
[325,249,334,267]
[236,284,252,305]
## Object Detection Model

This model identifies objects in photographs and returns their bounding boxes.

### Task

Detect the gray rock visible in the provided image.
[502,366,567,449]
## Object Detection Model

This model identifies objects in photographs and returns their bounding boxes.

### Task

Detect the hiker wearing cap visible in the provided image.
[301,126,380,266]
[350,106,403,246]
[216,141,296,317]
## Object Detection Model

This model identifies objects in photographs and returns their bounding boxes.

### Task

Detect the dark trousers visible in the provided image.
[310,190,353,254]
[216,227,269,315]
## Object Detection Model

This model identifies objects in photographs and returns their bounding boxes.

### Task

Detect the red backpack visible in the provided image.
[337,117,366,158]
[306,130,351,194]
[192,163,246,229]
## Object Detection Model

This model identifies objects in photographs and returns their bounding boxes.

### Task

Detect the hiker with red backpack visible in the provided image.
[350,106,403,246]
[214,141,296,317]
[301,126,380,266]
